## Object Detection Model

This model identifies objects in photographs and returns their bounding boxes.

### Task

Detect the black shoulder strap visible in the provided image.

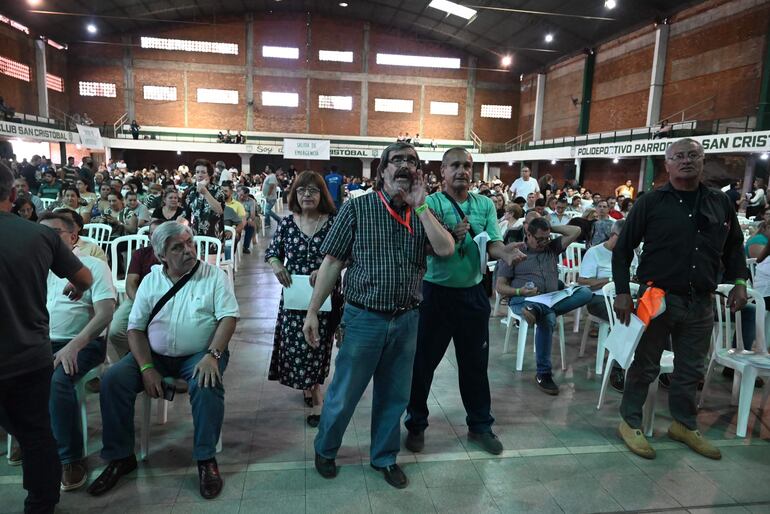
[146,260,201,330]
[441,192,477,237]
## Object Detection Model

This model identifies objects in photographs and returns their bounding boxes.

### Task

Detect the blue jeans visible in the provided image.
[50,338,106,464]
[315,303,419,467]
[509,286,593,374]
[99,350,229,462]
[265,199,282,228]
[731,304,757,351]
[243,224,255,250]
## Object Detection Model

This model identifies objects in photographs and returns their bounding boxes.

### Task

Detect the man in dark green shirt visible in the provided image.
[38,169,63,200]
[303,143,454,489]
[404,147,525,455]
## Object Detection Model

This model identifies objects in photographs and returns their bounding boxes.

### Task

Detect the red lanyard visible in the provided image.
[376,191,413,235]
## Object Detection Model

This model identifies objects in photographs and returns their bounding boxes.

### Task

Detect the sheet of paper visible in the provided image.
[527,286,576,308]
[473,231,490,274]
[604,314,646,369]
[283,274,331,312]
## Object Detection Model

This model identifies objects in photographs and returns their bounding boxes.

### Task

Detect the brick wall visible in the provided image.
[0,24,37,116]
[540,56,584,140]
[46,44,69,116]
[472,88,519,143]
[309,78,361,135]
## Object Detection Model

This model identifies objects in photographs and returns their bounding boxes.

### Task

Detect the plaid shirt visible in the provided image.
[320,190,428,311]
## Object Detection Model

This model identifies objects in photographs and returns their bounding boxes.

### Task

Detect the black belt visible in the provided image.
[347,300,419,317]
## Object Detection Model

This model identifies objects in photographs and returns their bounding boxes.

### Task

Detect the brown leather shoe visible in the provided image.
[61,460,88,491]
[618,420,656,459]
[198,458,223,499]
[87,455,137,496]
[668,420,721,460]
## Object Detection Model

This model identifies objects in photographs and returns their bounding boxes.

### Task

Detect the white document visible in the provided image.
[527,286,578,308]
[604,314,646,369]
[473,231,490,274]
[283,274,332,312]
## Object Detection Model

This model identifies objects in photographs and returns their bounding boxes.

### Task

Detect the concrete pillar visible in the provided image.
[34,40,49,117]
[239,153,251,175]
[122,35,135,121]
[574,158,582,184]
[577,50,595,135]
[360,158,373,178]
[464,56,477,139]
[360,23,370,136]
[645,23,670,127]
[641,157,655,192]
[245,14,255,131]
[59,142,67,165]
[183,71,189,127]
[532,73,545,141]
[105,146,112,162]
[742,156,757,212]
[306,77,312,133]
[418,85,425,135]
[482,161,489,182]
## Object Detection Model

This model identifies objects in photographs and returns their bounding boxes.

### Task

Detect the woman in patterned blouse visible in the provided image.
[265,171,341,427]
[184,159,225,239]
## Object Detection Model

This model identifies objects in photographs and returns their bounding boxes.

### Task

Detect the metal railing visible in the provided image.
[469,129,482,151]
[660,96,715,124]
[48,106,73,131]
[113,113,128,139]
[504,128,533,152]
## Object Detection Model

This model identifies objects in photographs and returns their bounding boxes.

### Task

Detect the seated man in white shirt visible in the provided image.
[39,212,116,492]
[549,197,570,226]
[88,222,239,500]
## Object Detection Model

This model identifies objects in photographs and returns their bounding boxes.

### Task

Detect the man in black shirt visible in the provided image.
[612,138,748,461]
[0,161,93,513]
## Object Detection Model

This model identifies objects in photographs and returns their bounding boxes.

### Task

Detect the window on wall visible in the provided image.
[374,98,413,113]
[0,56,30,82]
[480,104,513,119]
[197,88,238,104]
[376,53,461,69]
[430,101,459,116]
[46,73,64,92]
[143,85,177,101]
[318,95,353,111]
[318,50,353,63]
[262,91,299,107]
[140,37,238,55]
[79,81,117,98]
[262,46,299,59]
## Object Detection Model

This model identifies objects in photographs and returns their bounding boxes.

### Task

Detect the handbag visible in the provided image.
[145,261,201,330]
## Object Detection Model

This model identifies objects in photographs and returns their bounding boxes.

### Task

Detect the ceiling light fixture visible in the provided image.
[339,2,348,6]
[177,150,181,155]
[508,161,513,166]
[86,23,97,34]
[545,33,554,43]
[613,158,619,164]
[551,159,556,165]
[501,55,512,67]
[605,0,617,9]
[428,0,477,21]
[28,0,42,6]
[761,152,769,160]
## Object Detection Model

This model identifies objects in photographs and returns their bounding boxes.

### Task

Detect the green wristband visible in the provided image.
[415,203,429,215]
[515,288,521,296]
[140,363,155,373]
[735,279,748,286]
[268,257,281,265]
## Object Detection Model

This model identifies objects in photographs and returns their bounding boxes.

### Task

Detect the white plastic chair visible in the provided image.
[137,226,150,236]
[193,235,222,266]
[747,258,757,286]
[7,365,103,458]
[139,378,222,461]
[258,198,267,237]
[700,284,770,437]
[40,197,57,211]
[579,309,611,375]
[562,242,585,333]
[109,235,151,296]
[595,282,674,437]
[221,227,237,285]
[501,304,567,372]
[83,223,112,253]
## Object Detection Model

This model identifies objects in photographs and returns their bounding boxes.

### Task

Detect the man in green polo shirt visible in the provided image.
[404,147,525,455]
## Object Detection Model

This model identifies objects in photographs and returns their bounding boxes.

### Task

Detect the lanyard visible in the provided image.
[376,191,413,235]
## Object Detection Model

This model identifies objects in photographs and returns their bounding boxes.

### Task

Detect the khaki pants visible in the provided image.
[108,299,133,358]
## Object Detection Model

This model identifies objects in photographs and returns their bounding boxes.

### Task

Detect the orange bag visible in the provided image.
[636,282,666,327]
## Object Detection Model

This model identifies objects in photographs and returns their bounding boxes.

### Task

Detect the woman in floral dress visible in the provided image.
[265,171,341,427]
[184,159,225,239]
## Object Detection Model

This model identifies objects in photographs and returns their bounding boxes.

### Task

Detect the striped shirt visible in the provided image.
[320,190,428,311]
[496,236,564,293]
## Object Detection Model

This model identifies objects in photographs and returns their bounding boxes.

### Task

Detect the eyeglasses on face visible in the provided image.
[388,156,419,167]
[296,187,321,196]
[667,151,703,162]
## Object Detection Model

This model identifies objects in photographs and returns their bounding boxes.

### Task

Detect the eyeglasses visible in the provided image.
[296,187,321,196]
[667,151,703,162]
[388,156,419,167]
[532,235,551,244]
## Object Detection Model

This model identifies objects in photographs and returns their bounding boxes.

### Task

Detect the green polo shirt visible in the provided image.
[424,191,502,288]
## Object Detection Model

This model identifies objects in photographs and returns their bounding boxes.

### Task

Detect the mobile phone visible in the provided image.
[161,380,176,401]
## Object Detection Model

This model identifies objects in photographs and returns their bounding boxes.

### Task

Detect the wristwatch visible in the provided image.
[207,349,223,360]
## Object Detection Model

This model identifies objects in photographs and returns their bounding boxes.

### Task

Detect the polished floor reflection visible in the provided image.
[2,227,770,514]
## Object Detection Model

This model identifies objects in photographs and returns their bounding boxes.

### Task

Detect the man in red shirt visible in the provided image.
[607,197,624,220]
[108,220,162,357]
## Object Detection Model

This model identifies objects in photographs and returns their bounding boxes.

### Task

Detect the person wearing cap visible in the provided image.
[404,147,525,456]
[613,138,749,461]
[302,142,455,489]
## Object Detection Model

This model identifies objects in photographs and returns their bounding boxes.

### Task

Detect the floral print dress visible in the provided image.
[265,214,340,390]
[184,184,226,239]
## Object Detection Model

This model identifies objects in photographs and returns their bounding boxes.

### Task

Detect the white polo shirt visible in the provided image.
[579,243,637,296]
[128,262,239,356]
[511,177,539,200]
[47,256,116,341]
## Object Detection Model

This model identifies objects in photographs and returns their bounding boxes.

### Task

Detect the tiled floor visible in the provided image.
[3,225,770,513]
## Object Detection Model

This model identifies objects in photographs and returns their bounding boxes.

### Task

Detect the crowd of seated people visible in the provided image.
[217,130,246,144]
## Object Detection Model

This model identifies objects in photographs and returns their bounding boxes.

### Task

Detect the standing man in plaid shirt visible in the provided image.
[303,142,455,489]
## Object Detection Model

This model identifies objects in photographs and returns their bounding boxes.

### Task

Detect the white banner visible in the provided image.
[283,138,330,160]
[76,124,104,149]
[0,120,75,143]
